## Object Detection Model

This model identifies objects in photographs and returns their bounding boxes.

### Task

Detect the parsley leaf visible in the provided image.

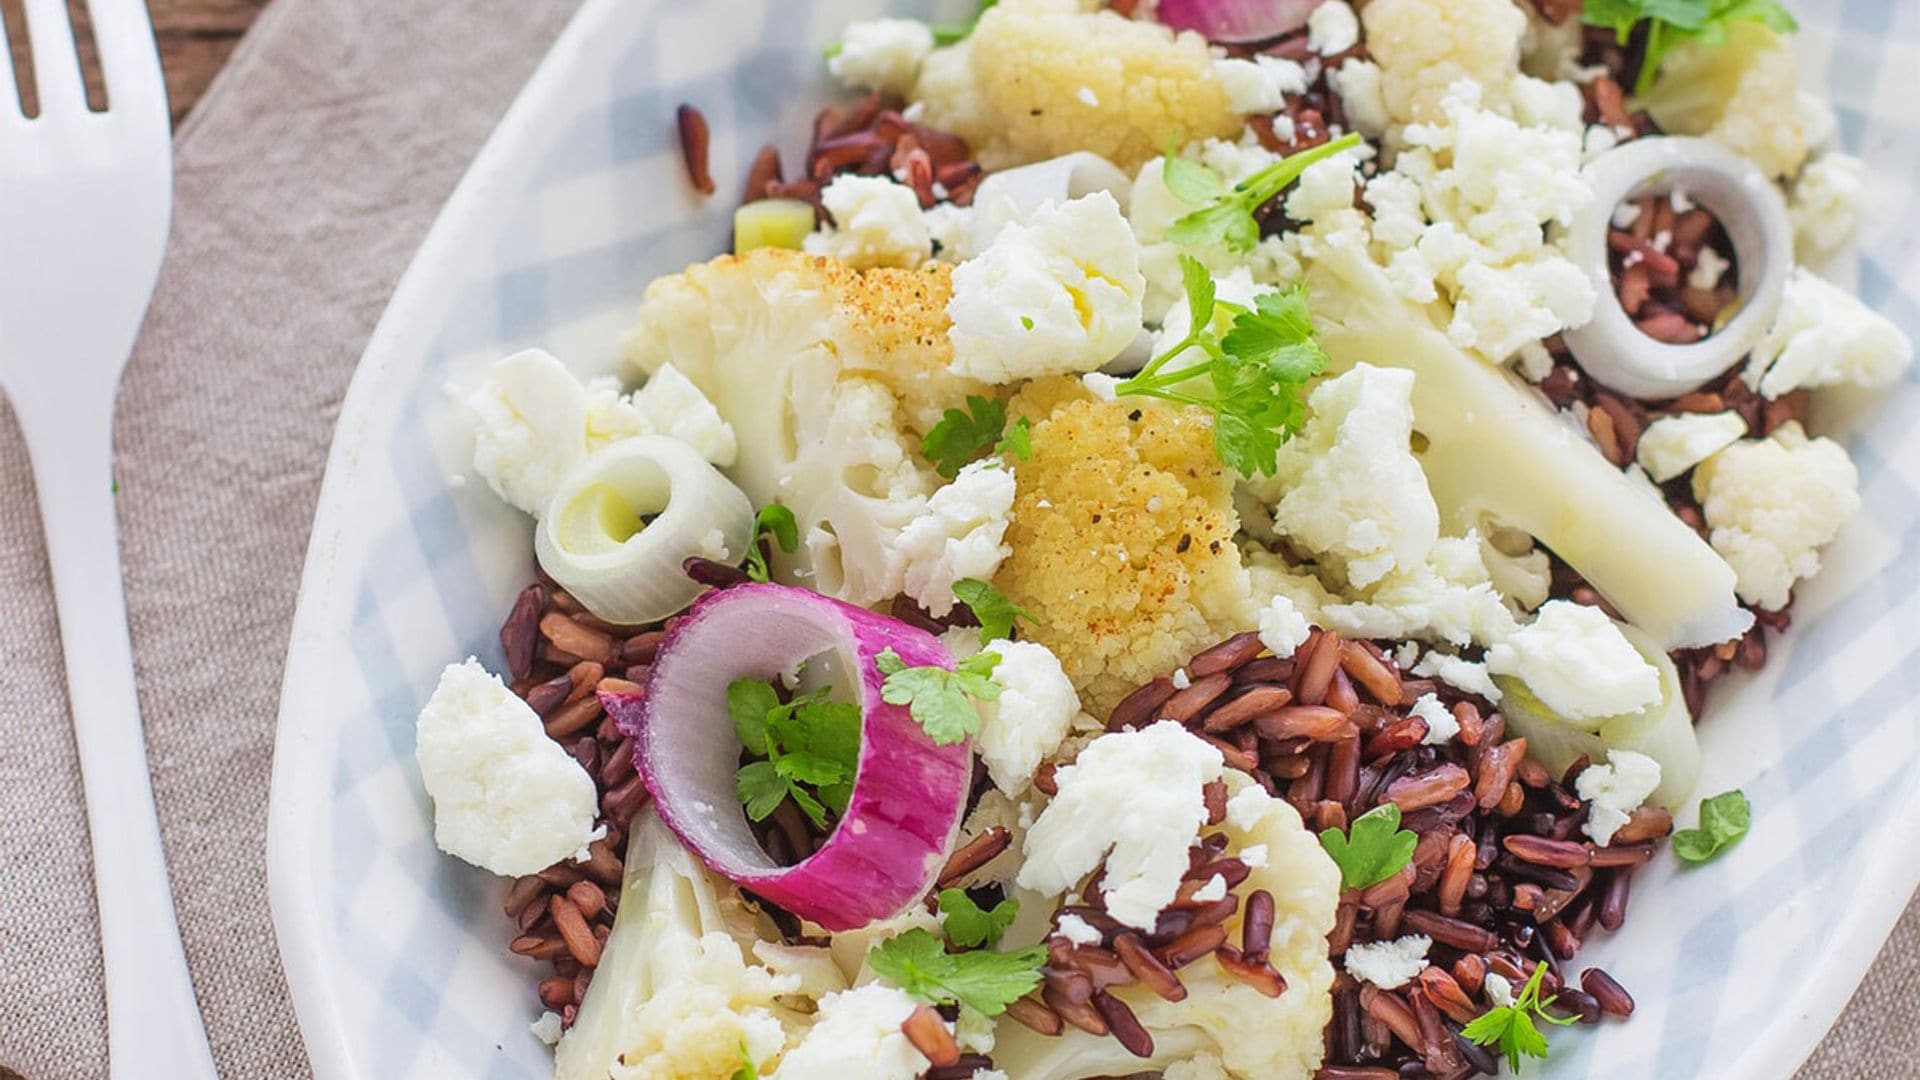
[938,888,1019,948]
[931,0,998,45]
[996,416,1032,461]
[1115,257,1328,476]
[1583,0,1797,95]
[867,928,1046,1016]
[875,648,1002,745]
[952,578,1037,645]
[730,1041,759,1080]
[1462,962,1577,1071]
[743,504,799,582]
[1672,789,1750,864]
[729,678,863,828]
[1318,803,1418,891]
[922,395,1020,479]
[1163,134,1362,254]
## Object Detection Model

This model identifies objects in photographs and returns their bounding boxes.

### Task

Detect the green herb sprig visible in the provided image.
[729,678,861,829]
[1318,803,1418,891]
[743,504,799,583]
[937,888,1019,949]
[1671,789,1750,864]
[1114,256,1328,477]
[1583,0,1797,95]
[1162,134,1362,253]
[952,578,1036,646]
[875,648,1002,745]
[867,928,1045,1017]
[1461,962,1578,1071]
[921,395,1031,479]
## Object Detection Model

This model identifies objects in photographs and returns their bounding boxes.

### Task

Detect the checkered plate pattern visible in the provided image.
[265,0,1920,1076]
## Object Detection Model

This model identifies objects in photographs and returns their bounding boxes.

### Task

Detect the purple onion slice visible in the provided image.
[600,582,970,931]
[1154,0,1324,44]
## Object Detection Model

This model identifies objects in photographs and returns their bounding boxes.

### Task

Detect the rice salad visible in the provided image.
[412,1,1910,1076]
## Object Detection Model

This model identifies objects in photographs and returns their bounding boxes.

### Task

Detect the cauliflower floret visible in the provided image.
[1361,0,1527,126]
[994,776,1339,1079]
[947,192,1146,383]
[1019,721,1224,927]
[1485,600,1662,723]
[1791,151,1867,258]
[1693,422,1861,610]
[770,985,932,1080]
[897,460,1017,616]
[910,0,1241,172]
[996,397,1258,714]
[805,175,933,270]
[1640,21,1806,179]
[828,18,935,97]
[414,659,600,876]
[559,814,827,1080]
[828,261,995,438]
[1745,267,1914,399]
[1253,364,1440,590]
[1636,411,1747,483]
[975,639,1080,796]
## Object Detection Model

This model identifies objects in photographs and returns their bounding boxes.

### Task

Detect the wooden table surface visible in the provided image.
[1,0,268,123]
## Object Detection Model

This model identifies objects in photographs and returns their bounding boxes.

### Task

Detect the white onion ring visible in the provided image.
[1561,136,1793,400]
[969,152,1133,252]
[601,583,971,931]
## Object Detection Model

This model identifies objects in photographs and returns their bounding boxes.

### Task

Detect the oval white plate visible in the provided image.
[267,1,1920,1076]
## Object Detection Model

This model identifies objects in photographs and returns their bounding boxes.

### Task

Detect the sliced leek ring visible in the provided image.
[536,436,754,625]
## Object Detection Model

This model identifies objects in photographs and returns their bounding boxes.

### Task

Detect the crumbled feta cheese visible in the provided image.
[1285,152,1363,224]
[1055,913,1104,946]
[1343,934,1432,989]
[1693,422,1861,610]
[948,192,1146,383]
[1514,340,1555,382]
[1669,188,1696,214]
[1331,59,1389,139]
[1635,411,1747,483]
[1192,873,1229,902]
[1171,667,1192,690]
[1746,267,1914,399]
[467,350,604,515]
[1393,641,1421,671]
[1483,972,1515,1008]
[1252,365,1440,590]
[1212,56,1308,114]
[1688,246,1731,292]
[828,18,935,97]
[772,984,932,1080]
[1575,749,1662,846]
[1792,151,1867,258]
[1076,86,1100,108]
[415,659,600,876]
[1307,1,1360,55]
[529,1011,564,1046]
[1409,693,1459,745]
[626,361,739,466]
[805,175,933,270]
[1314,534,1520,649]
[1018,721,1225,929]
[1257,594,1312,659]
[1485,600,1661,722]
[897,460,1016,616]
[1240,843,1269,868]
[1412,651,1501,703]
[975,638,1080,796]
[923,202,978,262]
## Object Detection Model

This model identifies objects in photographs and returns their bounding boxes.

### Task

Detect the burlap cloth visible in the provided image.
[0,1,1910,1076]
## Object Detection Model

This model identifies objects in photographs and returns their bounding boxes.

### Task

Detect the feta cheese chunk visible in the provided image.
[1055,913,1103,946]
[529,1011,564,1046]
[415,659,600,876]
[1693,422,1861,610]
[947,192,1146,383]
[1791,151,1866,258]
[1635,411,1747,483]
[1018,721,1225,929]
[975,638,1080,796]
[805,175,933,270]
[1412,650,1501,703]
[828,18,935,97]
[1307,1,1361,55]
[1257,594,1312,659]
[1746,267,1913,399]
[466,349,602,515]
[1408,693,1459,745]
[1575,749,1662,846]
[1192,874,1229,902]
[1211,56,1308,115]
[897,460,1017,616]
[626,362,738,467]
[771,984,932,1080]
[1486,601,1661,723]
[1343,934,1432,989]
[1331,59,1389,139]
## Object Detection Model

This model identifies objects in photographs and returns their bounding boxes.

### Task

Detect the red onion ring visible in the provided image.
[1154,0,1324,44]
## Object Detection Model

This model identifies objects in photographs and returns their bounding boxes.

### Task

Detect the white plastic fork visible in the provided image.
[0,2,217,1077]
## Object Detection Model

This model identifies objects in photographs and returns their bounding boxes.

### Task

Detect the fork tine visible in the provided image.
[20,0,84,115]
[84,0,163,109]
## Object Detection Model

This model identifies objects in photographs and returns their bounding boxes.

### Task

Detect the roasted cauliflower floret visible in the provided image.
[1361,0,1528,126]
[1692,422,1861,611]
[996,398,1257,715]
[911,0,1242,172]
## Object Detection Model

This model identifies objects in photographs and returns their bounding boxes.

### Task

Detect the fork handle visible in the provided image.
[13,388,218,1079]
